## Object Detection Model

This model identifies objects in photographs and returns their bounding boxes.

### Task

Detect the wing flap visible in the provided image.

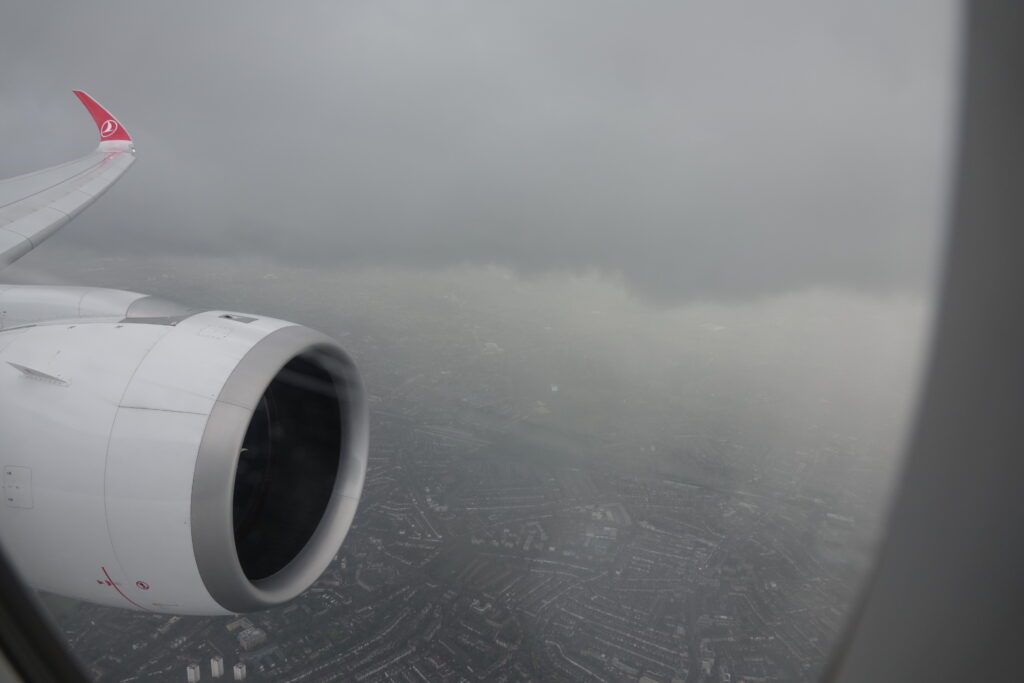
[4,207,72,242]
[0,231,31,266]
[42,189,95,217]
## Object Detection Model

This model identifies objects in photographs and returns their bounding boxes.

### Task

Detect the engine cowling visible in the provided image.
[0,306,367,615]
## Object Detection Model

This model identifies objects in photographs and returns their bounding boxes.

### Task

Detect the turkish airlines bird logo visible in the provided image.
[100,119,118,138]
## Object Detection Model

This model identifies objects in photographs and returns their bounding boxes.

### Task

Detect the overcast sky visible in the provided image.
[1,1,958,303]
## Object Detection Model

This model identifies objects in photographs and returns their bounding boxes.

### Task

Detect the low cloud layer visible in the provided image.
[1,2,958,303]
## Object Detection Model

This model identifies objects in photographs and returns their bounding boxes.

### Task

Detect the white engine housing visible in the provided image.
[0,289,367,615]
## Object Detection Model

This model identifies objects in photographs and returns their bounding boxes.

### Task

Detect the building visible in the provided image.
[226,617,253,633]
[233,663,247,681]
[237,627,268,651]
[186,663,201,683]
[210,655,224,678]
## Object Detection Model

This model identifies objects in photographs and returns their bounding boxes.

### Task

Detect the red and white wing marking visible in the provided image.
[73,90,133,143]
[0,91,136,269]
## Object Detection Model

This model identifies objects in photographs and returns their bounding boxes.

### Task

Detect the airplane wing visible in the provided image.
[0,91,135,269]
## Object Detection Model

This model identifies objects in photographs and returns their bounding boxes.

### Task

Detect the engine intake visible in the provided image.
[235,354,342,581]
[192,325,366,614]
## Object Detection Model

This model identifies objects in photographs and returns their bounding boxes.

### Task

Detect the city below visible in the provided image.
[36,261,898,683]
[49,406,872,682]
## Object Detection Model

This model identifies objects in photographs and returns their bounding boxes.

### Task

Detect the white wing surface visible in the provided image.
[0,91,135,268]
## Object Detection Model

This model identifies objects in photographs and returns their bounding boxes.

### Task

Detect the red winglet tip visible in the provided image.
[73,90,132,142]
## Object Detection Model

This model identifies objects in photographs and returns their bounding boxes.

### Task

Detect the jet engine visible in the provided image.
[0,289,367,615]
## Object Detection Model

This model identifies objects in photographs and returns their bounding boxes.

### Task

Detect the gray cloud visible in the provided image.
[0,1,958,303]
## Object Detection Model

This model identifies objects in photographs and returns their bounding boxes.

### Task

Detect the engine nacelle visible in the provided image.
[0,305,367,615]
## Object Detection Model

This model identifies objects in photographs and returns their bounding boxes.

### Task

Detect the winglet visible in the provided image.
[72,90,132,143]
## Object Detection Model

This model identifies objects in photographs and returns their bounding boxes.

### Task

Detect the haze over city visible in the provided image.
[1,2,957,680]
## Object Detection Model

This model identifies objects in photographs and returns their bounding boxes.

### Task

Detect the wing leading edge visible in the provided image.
[0,91,135,269]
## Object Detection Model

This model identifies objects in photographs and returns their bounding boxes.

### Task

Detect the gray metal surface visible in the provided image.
[124,295,195,319]
[0,147,135,268]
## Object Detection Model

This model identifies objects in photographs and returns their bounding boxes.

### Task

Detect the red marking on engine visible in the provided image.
[100,566,150,611]
[136,581,150,590]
